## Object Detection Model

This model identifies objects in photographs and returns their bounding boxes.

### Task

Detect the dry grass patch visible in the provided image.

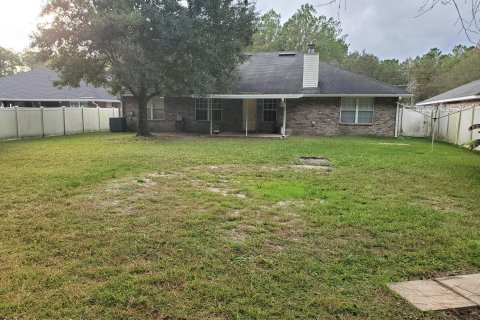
[1,133,479,319]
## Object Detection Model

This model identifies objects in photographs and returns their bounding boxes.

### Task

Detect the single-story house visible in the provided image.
[0,67,121,109]
[123,48,412,136]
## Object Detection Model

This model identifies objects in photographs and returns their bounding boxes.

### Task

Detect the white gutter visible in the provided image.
[416,95,480,106]
[303,93,413,98]
[0,98,121,103]
[205,93,413,99]
[205,94,303,99]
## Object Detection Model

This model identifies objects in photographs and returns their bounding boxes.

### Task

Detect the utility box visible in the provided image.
[109,117,127,132]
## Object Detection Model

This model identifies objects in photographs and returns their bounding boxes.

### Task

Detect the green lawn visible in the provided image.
[0,133,479,319]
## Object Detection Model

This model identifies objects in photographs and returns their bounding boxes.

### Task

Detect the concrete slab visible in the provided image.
[389,280,477,311]
[437,274,480,305]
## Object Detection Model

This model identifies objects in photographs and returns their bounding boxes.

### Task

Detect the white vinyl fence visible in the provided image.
[0,106,120,141]
[401,106,480,146]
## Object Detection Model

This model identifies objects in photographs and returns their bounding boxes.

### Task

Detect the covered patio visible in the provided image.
[202,95,300,137]
[211,132,285,139]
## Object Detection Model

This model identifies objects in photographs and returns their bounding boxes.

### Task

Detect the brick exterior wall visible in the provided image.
[285,97,398,136]
[123,96,398,136]
[123,96,244,134]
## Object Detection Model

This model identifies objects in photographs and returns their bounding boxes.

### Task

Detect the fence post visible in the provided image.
[436,109,441,139]
[97,107,101,131]
[82,107,85,133]
[15,106,20,140]
[63,106,66,136]
[456,109,462,145]
[445,109,450,143]
[471,107,475,141]
[40,107,45,138]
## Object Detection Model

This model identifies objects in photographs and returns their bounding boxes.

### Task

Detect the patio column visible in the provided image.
[245,100,248,137]
[282,98,287,137]
[209,98,213,136]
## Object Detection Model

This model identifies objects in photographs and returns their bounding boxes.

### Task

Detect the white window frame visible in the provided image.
[262,99,278,123]
[195,98,222,121]
[340,97,375,124]
[147,96,165,121]
[70,101,87,108]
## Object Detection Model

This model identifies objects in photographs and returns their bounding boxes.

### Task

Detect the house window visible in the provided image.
[211,99,222,121]
[262,99,278,122]
[70,101,87,108]
[195,99,222,121]
[340,97,374,124]
[148,96,165,120]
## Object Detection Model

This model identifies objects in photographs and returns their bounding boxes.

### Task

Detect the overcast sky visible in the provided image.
[256,0,472,60]
[0,1,472,61]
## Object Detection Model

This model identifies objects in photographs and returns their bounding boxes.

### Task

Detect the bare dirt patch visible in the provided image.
[292,156,334,173]
[377,143,410,146]
[222,228,248,243]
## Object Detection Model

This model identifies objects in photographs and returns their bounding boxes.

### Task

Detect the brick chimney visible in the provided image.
[303,44,319,88]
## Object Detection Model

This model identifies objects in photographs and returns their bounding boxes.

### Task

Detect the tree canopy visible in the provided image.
[409,46,480,101]
[0,46,22,77]
[33,0,256,135]
[248,4,348,63]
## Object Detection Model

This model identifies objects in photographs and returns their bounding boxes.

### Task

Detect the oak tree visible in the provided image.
[33,0,256,136]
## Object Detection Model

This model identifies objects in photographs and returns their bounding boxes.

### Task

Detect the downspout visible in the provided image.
[395,98,400,138]
[282,98,287,138]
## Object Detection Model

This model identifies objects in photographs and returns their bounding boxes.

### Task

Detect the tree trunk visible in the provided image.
[136,94,151,137]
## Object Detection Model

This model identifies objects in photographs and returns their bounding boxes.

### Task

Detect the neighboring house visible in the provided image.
[416,79,480,108]
[409,79,480,146]
[123,47,412,136]
[0,67,121,109]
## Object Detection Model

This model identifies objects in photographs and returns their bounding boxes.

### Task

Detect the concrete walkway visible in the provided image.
[389,274,480,311]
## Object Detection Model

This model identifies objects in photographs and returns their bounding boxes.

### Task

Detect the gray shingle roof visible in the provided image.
[417,79,480,105]
[230,52,411,96]
[0,67,120,102]
[1,54,411,101]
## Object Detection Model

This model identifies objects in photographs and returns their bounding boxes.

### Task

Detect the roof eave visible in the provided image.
[206,94,303,99]
[416,95,480,106]
[0,98,121,103]
[208,93,413,99]
[303,93,413,98]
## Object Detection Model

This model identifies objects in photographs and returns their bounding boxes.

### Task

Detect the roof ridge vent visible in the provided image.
[279,52,296,56]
